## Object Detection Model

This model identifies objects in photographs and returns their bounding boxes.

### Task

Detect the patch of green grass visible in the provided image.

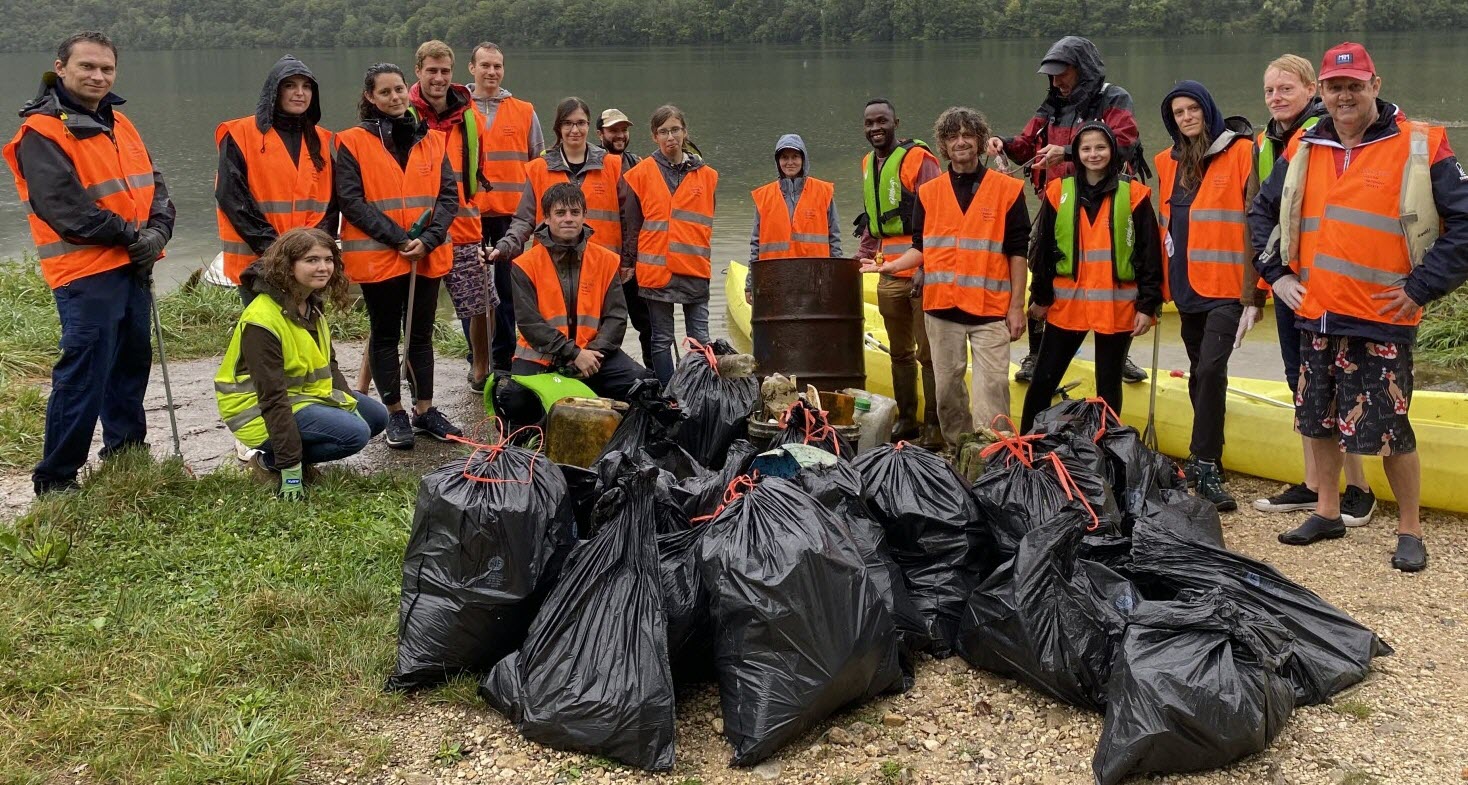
[1418,286,1468,371]
[1339,772,1381,785]
[0,450,418,784]
[1331,698,1374,720]
[879,758,905,783]
[433,736,465,765]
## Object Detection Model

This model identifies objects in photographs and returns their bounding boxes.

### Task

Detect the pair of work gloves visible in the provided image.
[127,227,168,284]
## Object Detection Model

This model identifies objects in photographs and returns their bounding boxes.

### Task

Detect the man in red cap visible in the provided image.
[1248,41,1468,572]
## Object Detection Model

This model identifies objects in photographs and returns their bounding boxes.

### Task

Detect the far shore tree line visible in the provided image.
[4,0,1463,51]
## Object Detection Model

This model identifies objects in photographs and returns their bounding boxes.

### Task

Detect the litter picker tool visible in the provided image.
[1143,315,1161,452]
[149,282,183,460]
[400,208,434,402]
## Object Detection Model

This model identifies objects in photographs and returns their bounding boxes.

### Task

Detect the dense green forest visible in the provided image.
[5,0,1466,51]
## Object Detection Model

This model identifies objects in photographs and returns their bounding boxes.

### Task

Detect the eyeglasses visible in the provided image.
[654,126,685,138]
[562,120,590,129]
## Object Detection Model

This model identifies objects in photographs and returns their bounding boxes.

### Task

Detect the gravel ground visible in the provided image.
[303,476,1468,785]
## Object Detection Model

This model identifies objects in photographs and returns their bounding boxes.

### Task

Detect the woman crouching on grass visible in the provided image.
[215,227,389,499]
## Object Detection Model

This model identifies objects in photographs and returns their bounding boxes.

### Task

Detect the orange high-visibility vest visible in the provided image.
[525,152,624,253]
[1154,138,1254,300]
[861,144,938,278]
[1290,118,1449,327]
[917,172,1026,318]
[445,106,489,245]
[624,158,718,289]
[213,117,333,283]
[751,177,834,259]
[1043,176,1151,334]
[512,241,621,365]
[334,126,452,284]
[474,96,536,217]
[4,112,157,289]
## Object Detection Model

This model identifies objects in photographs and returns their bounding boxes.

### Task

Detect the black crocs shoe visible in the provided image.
[1278,513,1347,546]
[1390,534,1427,572]
[412,407,463,442]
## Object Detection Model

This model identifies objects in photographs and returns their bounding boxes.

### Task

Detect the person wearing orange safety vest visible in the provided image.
[861,107,1030,449]
[510,182,653,404]
[409,40,496,393]
[3,31,175,497]
[1154,79,1264,513]
[495,97,625,261]
[214,54,336,298]
[857,98,943,447]
[1021,121,1162,433]
[467,41,545,372]
[620,104,718,384]
[1248,42,1468,572]
[744,133,843,303]
[334,62,461,450]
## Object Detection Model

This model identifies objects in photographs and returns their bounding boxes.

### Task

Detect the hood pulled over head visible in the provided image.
[257,54,321,131]
[774,132,808,178]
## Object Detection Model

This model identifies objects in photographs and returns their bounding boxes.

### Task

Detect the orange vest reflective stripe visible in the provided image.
[474,96,535,216]
[3,112,156,289]
[917,172,1025,318]
[525,153,624,253]
[1293,118,1447,327]
[334,126,452,284]
[1043,177,1149,334]
[213,117,333,283]
[861,145,937,278]
[1153,139,1254,301]
[512,241,621,365]
[751,177,834,259]
[446,107,488,245]
[624,158,718,289]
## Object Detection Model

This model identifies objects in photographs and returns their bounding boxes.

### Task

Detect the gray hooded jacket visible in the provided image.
[495,143,624,260]
[747,133,843,265]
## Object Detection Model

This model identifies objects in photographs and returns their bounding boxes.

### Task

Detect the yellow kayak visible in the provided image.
[857,262,1191,313]
[730,262,1468,514]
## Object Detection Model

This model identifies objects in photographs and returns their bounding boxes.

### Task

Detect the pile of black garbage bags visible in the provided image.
[386,344,1391,782]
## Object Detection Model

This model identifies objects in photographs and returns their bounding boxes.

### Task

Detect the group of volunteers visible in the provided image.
[7,31,1466,571]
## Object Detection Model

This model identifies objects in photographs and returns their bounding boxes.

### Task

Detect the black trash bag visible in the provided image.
[559,464,600,539]
[957,514,1138,712]
[1128,518,1392,705]
[669,339,760,469]
[670,439,759,518]
[767,399,857,459]
[851,443,982,657]
[972,432,1121,568]
[1093,589,1297,785]
[480,467,676,771]
[1136,487,1225,548]
[387,445,575,691]
[597,380,703,479]
[698,476,904,766]
[792,458,931,684]
[1030,397,1186,522]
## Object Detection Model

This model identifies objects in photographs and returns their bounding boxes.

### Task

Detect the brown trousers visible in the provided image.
[877,274,938,427]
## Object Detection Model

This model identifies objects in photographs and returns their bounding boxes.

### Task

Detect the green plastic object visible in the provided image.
[406,208,433,240]
[482,371,598,419]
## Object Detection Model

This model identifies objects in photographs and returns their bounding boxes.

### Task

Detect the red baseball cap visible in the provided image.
[1320,42,1376,81]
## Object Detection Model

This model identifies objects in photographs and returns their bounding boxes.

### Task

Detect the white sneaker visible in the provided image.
[235,439,260,462]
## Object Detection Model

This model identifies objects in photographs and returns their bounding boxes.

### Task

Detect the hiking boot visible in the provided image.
[892,419,921,443]
[918,424,947,451]
[245,453,279,486]
[1194,459,1236,512]
[1390,534,1428,572]
[1278,513,1347,546]
[1014,353,1037,383]
[385,410,415,449]
[1252,482,1318,513]
[1340,485,1377,528]
[413,407,463,442]
[1121,356,1149,383]
[1182,457,1198,489]
[33,477,81,497]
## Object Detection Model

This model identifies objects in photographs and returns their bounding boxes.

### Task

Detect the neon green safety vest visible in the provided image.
[1256,115,1320,183]
[215,292,355,447]
[1054,176,1136,282]
[863,140,930,237]
[462,107,481,196]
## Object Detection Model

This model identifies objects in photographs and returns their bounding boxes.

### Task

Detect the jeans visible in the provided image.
[1020,325,1133,433]
[359,272,442,406]
[1178,302,1243,461]
[647,298,711,384]
[623,277,655,369]
[259,392,389,469]
[34,267,153,491]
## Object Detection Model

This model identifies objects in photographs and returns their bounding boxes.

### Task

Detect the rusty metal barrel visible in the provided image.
[750,257,865,392]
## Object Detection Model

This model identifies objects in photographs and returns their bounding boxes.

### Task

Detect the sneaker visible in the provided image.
[1194,459,1237,512]
[892,419,921,442]
[1390,533,1427,572]
[234,438,260,463]
[1340,485,1377,528]
[1014,353,1037,383]
[1182,457,1198,489]
[469,374,488,395]
[413,407,464,442]
[245,453,279,486]
[1121,356,1149,384]
[385,410,415,449]
[33,477,81,497]
[1252,482,1319,513]
[1278,513,1347,546]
